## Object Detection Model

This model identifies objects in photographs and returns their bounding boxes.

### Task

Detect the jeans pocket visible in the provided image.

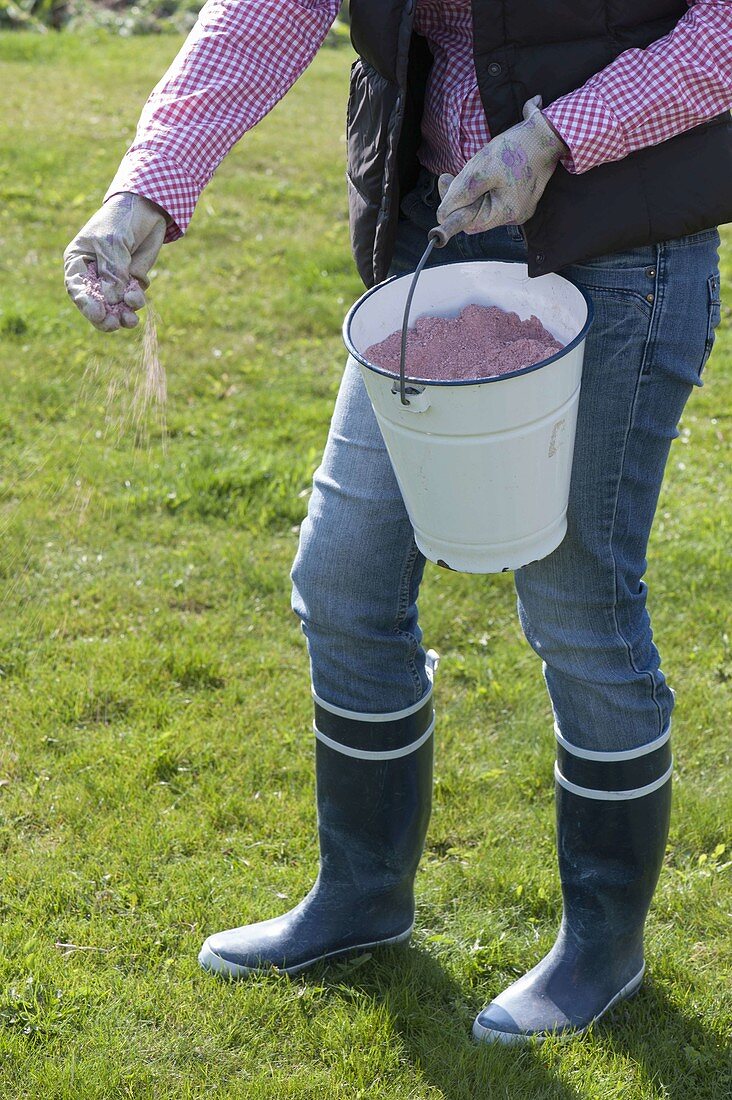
[562,251,656,321]
[700,271,722,377]
[563,272,654,323]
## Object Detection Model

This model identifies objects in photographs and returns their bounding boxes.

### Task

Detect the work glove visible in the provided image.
[436,96,568,238]
[63,192,168,332]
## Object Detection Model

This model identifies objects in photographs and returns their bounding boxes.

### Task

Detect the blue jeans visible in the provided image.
[291,170,722,752]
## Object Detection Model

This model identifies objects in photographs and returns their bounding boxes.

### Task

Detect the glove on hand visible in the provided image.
[63,192,168,332]
[436,96,568,238]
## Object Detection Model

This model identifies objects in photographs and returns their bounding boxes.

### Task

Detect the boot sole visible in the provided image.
[472,964,646,1045]
[198,923,414,979]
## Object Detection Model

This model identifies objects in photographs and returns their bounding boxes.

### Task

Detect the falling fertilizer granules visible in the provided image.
[365,303,564,381]
[81,262,167,445]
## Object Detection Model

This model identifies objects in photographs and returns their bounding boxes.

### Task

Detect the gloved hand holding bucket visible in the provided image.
[432,94,569,243]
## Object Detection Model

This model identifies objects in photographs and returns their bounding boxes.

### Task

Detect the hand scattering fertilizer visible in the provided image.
[81,262,167,441]
[344,233,593,573]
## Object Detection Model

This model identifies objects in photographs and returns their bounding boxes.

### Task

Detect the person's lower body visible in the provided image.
[199,168,722,1037]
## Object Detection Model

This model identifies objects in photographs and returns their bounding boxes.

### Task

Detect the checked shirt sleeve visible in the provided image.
[105,0,341,240]
[543,0,732,175]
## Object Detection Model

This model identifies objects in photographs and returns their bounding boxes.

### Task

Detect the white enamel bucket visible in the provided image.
[343,260,593,573]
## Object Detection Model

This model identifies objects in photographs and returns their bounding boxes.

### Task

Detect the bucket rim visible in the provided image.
[342,257,595,387]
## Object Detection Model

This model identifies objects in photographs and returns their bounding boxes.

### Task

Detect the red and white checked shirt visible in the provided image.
[105,0,732,242]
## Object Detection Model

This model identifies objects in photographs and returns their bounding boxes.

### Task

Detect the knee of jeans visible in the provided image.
[290,512,372,635]
[291,518,333,632]
[515,572,657,687]
[516,587,569,669]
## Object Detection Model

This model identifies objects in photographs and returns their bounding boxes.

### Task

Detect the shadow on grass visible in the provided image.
[320,947,731,1100]
[321,946,577,1100]
[601,976,732,1100]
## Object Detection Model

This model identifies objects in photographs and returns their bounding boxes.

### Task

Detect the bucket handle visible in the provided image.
[397,225,451,406]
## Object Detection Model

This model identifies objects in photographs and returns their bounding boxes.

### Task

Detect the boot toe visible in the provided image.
[472,987,574,1045]
[198,917,296,978]
[198,932,265,979]
[472,957,647,1044]
[472,1002,532,1044]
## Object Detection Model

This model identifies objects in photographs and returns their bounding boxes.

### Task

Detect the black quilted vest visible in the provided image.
[347,0,732,285]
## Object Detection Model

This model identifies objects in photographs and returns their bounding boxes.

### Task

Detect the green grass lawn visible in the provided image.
[0,30,730,1100]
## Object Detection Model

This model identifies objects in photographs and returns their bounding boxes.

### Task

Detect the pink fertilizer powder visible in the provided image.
[81,261,141,319]
[365,303,564,381]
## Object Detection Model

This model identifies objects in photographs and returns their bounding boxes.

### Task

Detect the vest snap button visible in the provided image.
[646,293,655,303]
[646,266,656,278]
[487,62,503,77]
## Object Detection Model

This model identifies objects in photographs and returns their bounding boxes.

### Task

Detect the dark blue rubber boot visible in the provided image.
[199,690,434,977]
[474,727,673,1042]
